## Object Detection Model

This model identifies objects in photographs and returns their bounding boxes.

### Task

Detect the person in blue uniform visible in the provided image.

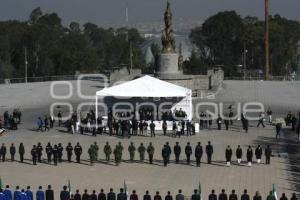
[0,189,6,200]
[36,186,45,200]
[4,185,12,200]
[20,189,28,200]
[13,186,21,200]
[25,187,33,200]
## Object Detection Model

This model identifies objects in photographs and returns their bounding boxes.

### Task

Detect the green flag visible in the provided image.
[198,182,203,200]
[124,180,128,200]
[68,179,72,196]
[272,184,278,200]
[0,177,3,189]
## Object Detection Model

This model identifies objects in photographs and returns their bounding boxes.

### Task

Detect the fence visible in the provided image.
[224,76,298,81]
[0,75,78,84]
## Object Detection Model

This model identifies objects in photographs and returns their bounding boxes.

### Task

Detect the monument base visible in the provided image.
[158,53,182,75]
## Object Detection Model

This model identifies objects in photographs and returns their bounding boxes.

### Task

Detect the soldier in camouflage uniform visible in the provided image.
[147,142,155,164]
[93,142,99,161]
[104,142,112,162]
[88,144,97,165]
[128,142,136,162]
[114,143,123,166]
[138,143,146,162]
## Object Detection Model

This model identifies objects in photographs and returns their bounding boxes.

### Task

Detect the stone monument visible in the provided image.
[151,1,224,94]
[157,1,182,76]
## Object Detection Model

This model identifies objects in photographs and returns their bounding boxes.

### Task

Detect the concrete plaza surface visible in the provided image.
[0,125,298,199]
[0,80,300,199]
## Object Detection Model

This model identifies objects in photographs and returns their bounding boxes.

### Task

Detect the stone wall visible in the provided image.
[108,67,224,96]
[109,67,142,85]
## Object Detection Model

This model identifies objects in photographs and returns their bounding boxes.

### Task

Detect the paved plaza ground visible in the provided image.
[0,80,300,199]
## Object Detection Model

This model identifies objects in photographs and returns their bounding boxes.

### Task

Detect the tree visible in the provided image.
[69,22,81,33]
[189,11,300,77]
[29,7,42,24]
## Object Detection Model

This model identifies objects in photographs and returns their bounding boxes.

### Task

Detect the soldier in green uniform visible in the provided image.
[93,142,99,161]
[104,142,112,162]
[117,142,123,151]
[138,143,146,162]
[114,144,123,166]
[128,142,136,162]
[88,144,97,165]
[147,142,155,164]
[162,145,169,167]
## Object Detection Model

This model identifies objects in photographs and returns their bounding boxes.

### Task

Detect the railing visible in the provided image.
[224,76,298,81]
[0,75,78,85]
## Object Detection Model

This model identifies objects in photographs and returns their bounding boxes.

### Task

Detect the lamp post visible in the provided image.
[243,43,248,80]
[24,47,28,83]
[264,0,270,80]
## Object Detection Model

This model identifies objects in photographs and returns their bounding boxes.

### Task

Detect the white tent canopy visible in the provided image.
[95,75,192,121]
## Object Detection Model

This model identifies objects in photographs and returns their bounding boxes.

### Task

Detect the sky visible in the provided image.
[0,0,299,26]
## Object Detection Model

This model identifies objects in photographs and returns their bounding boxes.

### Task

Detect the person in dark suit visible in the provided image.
[130,190,138,200]
[1,143,7,162]
[247,146,253,167]
[191,190,200,200]
[185,142,192,164]
[107,189,116,200]
[255,145,263,164]
[82,190,89,200]
[225,145,232,166]
[236,145,243,165]
[165,192,173,200]
[229,190,237,200]
[154,192,162,200]
[117,189,127,200]
[60,186,69,200]
[143,191,151,200]
[174,142,181,164]
[253,191,261,200]
[265,145,272,164]
[241,190,249,200]
[18,143,25,163]
[216,115,222,130]
[206,141,213,164]
[74,190,81,200]
[98,189,106,200]
[175,190,184,200]
[276,193,286,200]
[219,189,227,200]
[90,191,98,200]
[45,185,54,200]
[208,190,217,200]
[195,142,203,167]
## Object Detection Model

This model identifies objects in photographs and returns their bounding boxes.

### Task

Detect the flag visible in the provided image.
[272,184,278,200]
[68,179,72,196]
[124,180,129,200]
[198,182,203,200]
[0,177,3,189]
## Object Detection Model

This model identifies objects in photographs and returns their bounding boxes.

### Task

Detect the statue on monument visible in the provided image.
[162,1,176,53]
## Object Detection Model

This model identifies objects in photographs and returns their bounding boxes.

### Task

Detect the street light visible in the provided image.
[243,44,248,80]
[24,47,28,83]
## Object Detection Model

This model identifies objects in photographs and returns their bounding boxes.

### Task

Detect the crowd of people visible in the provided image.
[0,141,273,167]
[0,185,298,200]
[34,109,194,138]
[0,109,22,131]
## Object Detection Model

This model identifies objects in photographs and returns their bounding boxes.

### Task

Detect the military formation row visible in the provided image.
[0,142,272,166]
[0,185,298,200]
